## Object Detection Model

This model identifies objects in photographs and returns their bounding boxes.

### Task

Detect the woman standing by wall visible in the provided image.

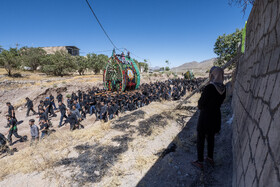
[192,67,226,169]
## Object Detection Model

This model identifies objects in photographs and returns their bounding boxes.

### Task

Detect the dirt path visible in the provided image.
[137,99,233,187]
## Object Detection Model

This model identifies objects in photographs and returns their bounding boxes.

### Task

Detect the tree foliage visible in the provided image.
[138,62,149,72]
[165,67,170,71]
[41,51,77,77]
[20,47,46,71]
[0,48,21,76]
[214,28,242,68]
[87,53,109,74]
[0,45,111,76]
[75,56,89,75]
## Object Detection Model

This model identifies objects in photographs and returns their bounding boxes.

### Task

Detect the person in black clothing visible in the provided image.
[38,100,44,113]
[6,102,16,126]
[65,109,78,131]
[38,108,48,121]
[99,102,108,122]
[108,103,115,120]
[25,97,36,117]
[58,102,67,128]
[192,67,226,170]
[39,119,49,139]
[6,102,15,118]
[127,100,135,111]
[44,97,56,117]
[56,93,63,103]
[6,115,23,145]
[0,132,8,153]
[50,94,57,110]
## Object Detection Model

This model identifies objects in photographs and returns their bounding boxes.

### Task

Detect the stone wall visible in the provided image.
[232,0,280,186]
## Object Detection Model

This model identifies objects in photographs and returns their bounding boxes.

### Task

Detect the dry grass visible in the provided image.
[0,68,103,91]
[0,121,109,180]
[134,154,157,172]
[0,77,202,186]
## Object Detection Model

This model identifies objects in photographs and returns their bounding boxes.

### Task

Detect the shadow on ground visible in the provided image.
[56,133,133,185]
[137,101,233,187]
[55,101,233,186]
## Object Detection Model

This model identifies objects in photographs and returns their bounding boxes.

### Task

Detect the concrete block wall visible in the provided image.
[232,0,280,186]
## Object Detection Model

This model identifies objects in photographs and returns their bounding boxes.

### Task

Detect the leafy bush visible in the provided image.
[75,56,89,75]
[20,47,46,71]
[41,51,77,77]
[214,29,242,68]
[87,53,109,74]
[0,48,21,76]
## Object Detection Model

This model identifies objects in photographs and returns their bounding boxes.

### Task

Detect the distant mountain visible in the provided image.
[150,66,162,71]
[171,58,217,75]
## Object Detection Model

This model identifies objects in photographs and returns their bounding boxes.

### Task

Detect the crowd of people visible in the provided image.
[1,78,205,150]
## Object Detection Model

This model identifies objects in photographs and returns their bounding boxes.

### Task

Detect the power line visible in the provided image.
[84,1,147,62]
[123,48,146,61]
[85,0,119,50]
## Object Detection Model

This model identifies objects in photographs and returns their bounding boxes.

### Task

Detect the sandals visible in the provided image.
[191,160,204,170]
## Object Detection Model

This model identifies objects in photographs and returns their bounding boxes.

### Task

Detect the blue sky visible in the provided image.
[0,0,251,67]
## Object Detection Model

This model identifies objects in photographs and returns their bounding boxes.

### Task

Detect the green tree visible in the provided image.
[165,67,170,71]
[214,28,242,68]
[20,47,46,71]
[42,51,77,76]
[87,53,109,74]
[138,62,149,72]
[75,56,89,75]
[0,48,21,76]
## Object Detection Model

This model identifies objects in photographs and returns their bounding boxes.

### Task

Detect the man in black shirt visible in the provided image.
[6,115,23,145]
[39,119,49,139]
[56,93,63,103]
[50,94,57,110]
[108,103,115,120]
[128,100,135,111]
[0,132,8,153]
[99,102,108,122]
[58,102,67,128]
[65,109,78,131]
[44,97,56,117]
[38,108,48,121]
[6,102,16,119]
[25,97,36,117]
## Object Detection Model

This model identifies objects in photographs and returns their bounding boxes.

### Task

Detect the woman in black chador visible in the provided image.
[192,67,226,170]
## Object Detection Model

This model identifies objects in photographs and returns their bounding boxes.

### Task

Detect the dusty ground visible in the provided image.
[0,69,233,187]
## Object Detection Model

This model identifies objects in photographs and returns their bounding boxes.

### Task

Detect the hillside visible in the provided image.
[171,58,217,75]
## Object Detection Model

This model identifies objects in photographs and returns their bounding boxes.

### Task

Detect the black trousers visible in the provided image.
[197,131,215,162]
[8,129,22,144]
[27,107,36,116]
[46,106,55,115]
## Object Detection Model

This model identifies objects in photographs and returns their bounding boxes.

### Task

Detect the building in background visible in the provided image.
[42,46,79,56]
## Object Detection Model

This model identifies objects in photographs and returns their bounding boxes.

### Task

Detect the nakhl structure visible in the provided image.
[103,50,140,92]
